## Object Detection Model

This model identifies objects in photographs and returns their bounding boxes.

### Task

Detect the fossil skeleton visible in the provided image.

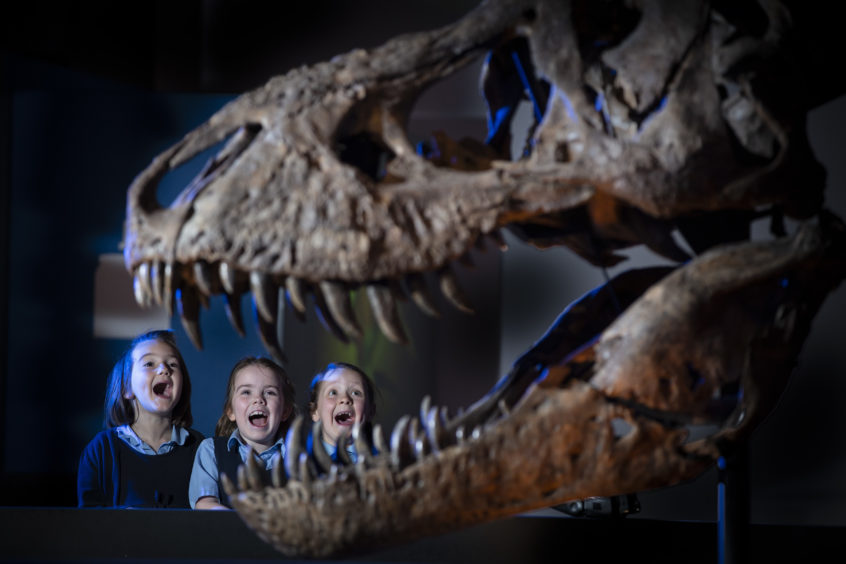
[123,0,844,558]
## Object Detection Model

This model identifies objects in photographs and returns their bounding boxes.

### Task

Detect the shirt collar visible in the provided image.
[116,424,187,449]
[228,428,286,455]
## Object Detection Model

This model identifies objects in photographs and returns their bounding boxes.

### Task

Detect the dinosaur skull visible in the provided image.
[122,0,843,557]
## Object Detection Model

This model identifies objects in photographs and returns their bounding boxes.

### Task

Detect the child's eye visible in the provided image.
[143,361,154,367]
[265,390,278,396]
[168,361,179,369]
[327,390,337,397]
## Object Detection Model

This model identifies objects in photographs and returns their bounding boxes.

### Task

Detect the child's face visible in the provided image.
[125,340,183,420]
[227,364,289,452]
[310,368,367,447]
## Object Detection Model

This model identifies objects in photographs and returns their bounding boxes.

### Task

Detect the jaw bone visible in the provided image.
[223,216,846,558]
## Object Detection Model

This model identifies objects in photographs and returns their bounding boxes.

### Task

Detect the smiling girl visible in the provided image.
[189,356,296,509]
[308,362,378,463]
[77,330,204,508]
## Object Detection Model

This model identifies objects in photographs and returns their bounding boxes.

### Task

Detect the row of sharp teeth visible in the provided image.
[130,231,508,359]
[226,393,512,493]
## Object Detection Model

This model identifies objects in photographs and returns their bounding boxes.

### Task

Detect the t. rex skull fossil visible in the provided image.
[123,0,844,557]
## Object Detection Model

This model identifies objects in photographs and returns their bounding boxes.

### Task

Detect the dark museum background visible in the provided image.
[1,0,845,559]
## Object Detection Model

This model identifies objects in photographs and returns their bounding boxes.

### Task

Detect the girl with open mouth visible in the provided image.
[307,362,378,463]
[189,356,297,509]
[77,330,203,508]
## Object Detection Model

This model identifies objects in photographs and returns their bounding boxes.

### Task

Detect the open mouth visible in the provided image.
[249,410,269,427]
[153,382,172,398]
[334,411,354,425]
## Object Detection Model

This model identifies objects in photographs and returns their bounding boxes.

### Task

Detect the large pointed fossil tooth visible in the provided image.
[136,262,152,303]
[245,449,264,492]
[311,420,335,473]
[219,262,238,296]
[372,423,388,459]
[133,274,149,308]
[438,265,474,314]
[366,283,409,344]
[177,286,203,350]
[150,261,164,305]
[419,395,431,426]
[220,471,236,498]
[319,280,363,340]
[312,286,350,343]
[192,260,216,297]
[405,273,441,318]
[250,271,278,323]
[162,263,175,316]
[335,434,354,466]
[424,405,450,452]
[223,293,247,338]
[285,277,307,320]
[270,452,286,488]
[409,418,430,460]
[276,286,286,352]
[352,422,372,465]
[389,415,414,471]
[284,417,305,481]
[298,452,314,488]
[255,305,287,364]
[237,464,249,492]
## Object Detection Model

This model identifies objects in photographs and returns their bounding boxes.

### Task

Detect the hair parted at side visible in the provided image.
[215,356,298,439]
[103,330,193,429]
[307,361,378,422]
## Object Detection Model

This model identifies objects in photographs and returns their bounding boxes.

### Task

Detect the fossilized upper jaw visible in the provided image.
[123,0,825,360]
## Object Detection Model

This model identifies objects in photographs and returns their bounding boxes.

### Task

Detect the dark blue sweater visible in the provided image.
[77,427,203,508]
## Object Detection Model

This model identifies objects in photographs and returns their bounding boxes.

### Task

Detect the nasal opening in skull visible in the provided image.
[335,131,396,182]
[153,125,260,211]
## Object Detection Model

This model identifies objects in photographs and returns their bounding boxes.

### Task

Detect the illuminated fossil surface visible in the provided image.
[123,0,845,557]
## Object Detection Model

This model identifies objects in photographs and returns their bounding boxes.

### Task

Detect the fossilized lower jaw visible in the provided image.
[222,215,846,558]
[129,234,506,359]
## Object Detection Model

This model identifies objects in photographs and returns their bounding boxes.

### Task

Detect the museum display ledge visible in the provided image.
[1,506,843,563]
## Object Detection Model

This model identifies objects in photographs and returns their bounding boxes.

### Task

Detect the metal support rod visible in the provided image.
[717,445,750,564]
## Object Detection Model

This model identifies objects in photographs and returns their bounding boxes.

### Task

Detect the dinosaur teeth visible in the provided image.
[311,420,335,473]
[437,265,474,314]
[133,274,149,308]
[177,285,203,350]
[162,263,175,316]
[352,422,372,466]
[134,262,153,307]
[389,415,414,471]
[245,448,265,492]
[319,280,363,340]
[150,260,164,306]
[311,284,350,343]
[250,271,278,323]
[284,277,308,319]
[219,261,238,295]
[192,260,216,297]
[405,272,441,318]
[223,292,247,337]
[366,282,408,344]
[372,423,388,458]
[270,452,286,488]
[284,417,305,481]
[255,303,286,363]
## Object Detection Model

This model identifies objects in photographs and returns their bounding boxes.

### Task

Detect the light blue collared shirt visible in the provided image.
[188,429,285,509]
[322,439,357,463]
[115,424,189,455]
